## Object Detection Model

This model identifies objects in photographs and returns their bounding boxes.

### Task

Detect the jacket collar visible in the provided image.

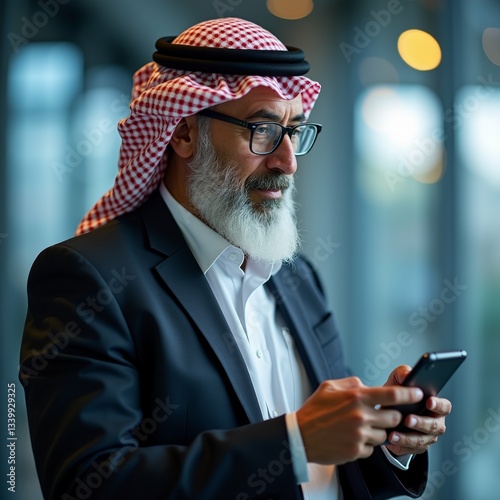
[139,191,263,424]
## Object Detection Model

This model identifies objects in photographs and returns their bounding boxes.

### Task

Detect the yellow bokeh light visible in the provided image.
[397,29,442,71]
[267,0,314,20]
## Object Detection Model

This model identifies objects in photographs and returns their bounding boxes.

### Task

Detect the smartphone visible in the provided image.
[387,350,467,433]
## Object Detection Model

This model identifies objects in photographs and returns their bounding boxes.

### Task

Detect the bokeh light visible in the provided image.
[482,28,500,66]
[458,86,500,186]
[397,29,442,71]
[356,84,444,188]
[267,0,313,20]
[358,57,400,86]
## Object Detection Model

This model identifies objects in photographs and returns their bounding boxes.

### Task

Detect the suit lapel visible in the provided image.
[268,270,373,498]
[139,192,263,424]
[267,269,331,389]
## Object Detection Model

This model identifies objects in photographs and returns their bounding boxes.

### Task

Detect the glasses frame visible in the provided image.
[197,108,322,156]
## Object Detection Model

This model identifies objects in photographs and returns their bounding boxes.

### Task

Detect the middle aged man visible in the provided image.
[20,17,450,499]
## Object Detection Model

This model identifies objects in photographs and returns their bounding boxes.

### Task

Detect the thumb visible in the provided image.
[385,365,412,386]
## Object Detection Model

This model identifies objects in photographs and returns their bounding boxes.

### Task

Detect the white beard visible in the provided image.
[186,117,300,265]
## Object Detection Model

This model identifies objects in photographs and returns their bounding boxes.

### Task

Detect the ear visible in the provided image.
[169,116,198,159]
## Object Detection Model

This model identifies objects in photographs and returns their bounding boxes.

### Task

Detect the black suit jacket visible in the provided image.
[20,190,427,499]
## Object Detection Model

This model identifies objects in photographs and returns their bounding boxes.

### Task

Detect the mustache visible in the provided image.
[245,173,292,192]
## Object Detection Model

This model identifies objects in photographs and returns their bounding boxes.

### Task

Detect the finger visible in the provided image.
[363,386,424,407]
[365,428,389,447]
[402,414,446,436]
[384,365,412,386]
[386,430,438,453]
[369,405,403,430]
[324,377,366,391]
[357,443,376,460]
[426,397,452,416]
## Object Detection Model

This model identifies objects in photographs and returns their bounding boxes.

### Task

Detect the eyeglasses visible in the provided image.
[197,108,322,156]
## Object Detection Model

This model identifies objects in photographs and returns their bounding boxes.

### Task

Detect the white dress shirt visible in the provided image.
[159,183,411,499]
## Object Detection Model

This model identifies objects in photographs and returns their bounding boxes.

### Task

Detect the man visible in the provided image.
[20,17,450,499]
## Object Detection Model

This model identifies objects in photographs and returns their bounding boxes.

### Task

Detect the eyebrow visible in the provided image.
[245,109,306,124]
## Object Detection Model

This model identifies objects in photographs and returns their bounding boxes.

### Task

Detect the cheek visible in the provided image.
[239,157,264,183]
[211,127,266,182]
[222,150,264,185]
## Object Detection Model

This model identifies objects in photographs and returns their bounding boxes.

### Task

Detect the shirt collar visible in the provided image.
[159,183,282,276]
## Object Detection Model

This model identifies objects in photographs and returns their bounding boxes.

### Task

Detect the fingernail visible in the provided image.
[408,416,417,428]
[391,434,400,443]
[414,388,424,399]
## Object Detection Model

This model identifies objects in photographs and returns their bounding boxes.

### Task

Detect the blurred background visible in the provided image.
[1,0,499,498]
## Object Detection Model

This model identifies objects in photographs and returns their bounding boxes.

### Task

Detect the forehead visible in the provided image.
[215,86,304,117]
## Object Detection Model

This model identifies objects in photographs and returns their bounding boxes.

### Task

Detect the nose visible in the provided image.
[264,134,297,175]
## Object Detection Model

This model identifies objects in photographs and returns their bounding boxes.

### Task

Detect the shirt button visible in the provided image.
[273,410,279,417]
[229,253,237,261]
[256,349,263,358]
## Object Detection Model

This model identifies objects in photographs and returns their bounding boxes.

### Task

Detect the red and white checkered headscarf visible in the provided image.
[76,17,321,235]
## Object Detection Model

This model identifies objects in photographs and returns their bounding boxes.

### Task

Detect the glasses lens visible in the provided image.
[292,125,318,155]
[250,123,282,154]
[250,123,319,155]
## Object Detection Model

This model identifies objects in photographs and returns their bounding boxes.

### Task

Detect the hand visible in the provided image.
[384,365,452,456]
[295,376,424,465]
